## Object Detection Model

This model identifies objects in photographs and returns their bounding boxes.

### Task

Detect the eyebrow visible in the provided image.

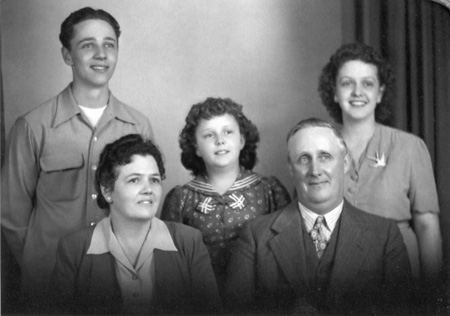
[76,37,117,46]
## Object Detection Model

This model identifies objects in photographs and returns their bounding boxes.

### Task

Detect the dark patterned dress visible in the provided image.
[160,169,291,292]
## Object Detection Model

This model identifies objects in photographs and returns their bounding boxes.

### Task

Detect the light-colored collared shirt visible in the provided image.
[1,84,153,294]
[298,200,344,242]
[88,216,178,315]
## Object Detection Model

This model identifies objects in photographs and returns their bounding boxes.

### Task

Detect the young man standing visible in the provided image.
[1,7,153,309]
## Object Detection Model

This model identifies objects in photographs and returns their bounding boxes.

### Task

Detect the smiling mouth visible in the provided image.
[91,66,109,72]
[215,150,229,155]
[138,200,153,204]
[309,181,328,186]
[349,101,366,107]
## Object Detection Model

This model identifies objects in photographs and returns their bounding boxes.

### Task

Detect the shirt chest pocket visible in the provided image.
[39,154,85,202]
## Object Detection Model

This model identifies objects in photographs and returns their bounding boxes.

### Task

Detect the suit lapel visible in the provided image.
[327,202,371,298]
[269,200,307,295]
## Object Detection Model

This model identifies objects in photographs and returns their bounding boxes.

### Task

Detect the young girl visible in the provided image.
[160,97,291,293]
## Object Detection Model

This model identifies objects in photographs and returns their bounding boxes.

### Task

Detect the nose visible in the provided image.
[215,136,225,146]
[94,46,106,60]
[141,180,153,195]
[351,83,362,96]
[310,160,321,177]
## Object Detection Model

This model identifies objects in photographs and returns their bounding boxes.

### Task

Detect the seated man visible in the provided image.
[225,118,411,315]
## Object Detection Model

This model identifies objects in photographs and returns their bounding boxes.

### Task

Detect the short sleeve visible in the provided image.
[160,186,185,222]
[265,176,291,212]
[409,139,439,214]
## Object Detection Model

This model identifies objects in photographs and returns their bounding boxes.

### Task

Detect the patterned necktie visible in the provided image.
[310,216,327,259]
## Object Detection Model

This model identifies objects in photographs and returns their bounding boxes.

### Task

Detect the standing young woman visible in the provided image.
[318,42,442,300]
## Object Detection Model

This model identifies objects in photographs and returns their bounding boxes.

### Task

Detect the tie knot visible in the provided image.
[315,216,324,226]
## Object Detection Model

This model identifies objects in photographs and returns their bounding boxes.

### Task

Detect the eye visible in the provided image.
[203,133,213,139]
[105,42,115,49]
[363,80,375,88]
[225,129,234,135]
[151,177,161,184]
[82,43,94,49]
[340,79,352,87]
[298,156,309,165]
[318,153,332,161]
[128,177,139,184]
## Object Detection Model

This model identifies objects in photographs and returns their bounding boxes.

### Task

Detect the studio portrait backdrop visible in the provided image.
[1,0,449,313]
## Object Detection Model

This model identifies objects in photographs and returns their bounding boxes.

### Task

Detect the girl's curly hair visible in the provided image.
[180,97,260,176]
[318,42,394,124]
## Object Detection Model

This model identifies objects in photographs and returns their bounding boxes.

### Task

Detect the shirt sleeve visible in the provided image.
[50,236,79,313]
[160,186,185,222]
[141,116,154,141]
[409,138,440,214]
[265,176,292,212]
[1,118,40,266]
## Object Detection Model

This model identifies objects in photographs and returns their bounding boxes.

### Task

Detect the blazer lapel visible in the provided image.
[327,202,371,298]
[269,200,307,295]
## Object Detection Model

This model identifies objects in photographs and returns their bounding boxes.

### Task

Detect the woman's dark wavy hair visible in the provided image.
[59,7,121,50]
[180,97,260,176]
[318,42,394,124]
[95,134,166,213]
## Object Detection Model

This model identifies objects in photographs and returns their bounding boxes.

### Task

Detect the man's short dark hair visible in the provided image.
[59,7,121,50]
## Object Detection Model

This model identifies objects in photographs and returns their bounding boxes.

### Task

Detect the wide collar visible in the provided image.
[52,83,139,128]
[87,217,177,255]
[186,169,262,196]
[269,199,371,298]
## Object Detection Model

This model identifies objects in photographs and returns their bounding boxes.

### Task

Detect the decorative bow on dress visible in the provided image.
[196,194,246,214]
[368,151,386,168]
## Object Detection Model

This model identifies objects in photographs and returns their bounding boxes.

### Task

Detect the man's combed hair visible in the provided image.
[95,134,165,213]
[180,97,260,176]
[318,42,394,124]
[286,117,348,156]
[59,7,121,50]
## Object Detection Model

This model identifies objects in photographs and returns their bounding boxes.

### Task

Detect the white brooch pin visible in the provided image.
[368,151,386,168]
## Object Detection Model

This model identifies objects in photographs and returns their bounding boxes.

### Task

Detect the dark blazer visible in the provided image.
[51,221,221,315]
[225,199,412,315]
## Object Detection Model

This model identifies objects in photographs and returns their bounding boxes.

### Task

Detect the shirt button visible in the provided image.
[133,293,139,298]
[132,275,138,280]
[351,174,358,181]
[93,136,98,142]
[348,188,355,194]
[92,165,97,171]
[91,193,97,199]
[90,222,96,226]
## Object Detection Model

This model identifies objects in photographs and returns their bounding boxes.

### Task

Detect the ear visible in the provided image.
[61,47,73,66]
[101,185,112,202]
[195,144,202,157]
[333,93,339,103]
[239,135,245,150]
[343,152,351,174]
[377,85,385,103]
[287,155,294,177]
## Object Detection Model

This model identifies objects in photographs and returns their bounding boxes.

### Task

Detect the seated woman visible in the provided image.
[51,134,221,315]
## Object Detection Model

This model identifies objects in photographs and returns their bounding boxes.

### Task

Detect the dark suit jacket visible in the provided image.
[51,221,221,315]
[225,199,412,315]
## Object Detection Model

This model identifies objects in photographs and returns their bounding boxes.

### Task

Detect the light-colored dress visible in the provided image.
[160,169,291,292]
[344,124,439,278]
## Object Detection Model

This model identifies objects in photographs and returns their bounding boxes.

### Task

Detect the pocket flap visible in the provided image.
[40,154,84,172]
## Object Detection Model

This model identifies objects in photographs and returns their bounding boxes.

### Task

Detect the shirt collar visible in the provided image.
[53,83,139,128]
[298,200,344,233]
[87,217,178,255]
